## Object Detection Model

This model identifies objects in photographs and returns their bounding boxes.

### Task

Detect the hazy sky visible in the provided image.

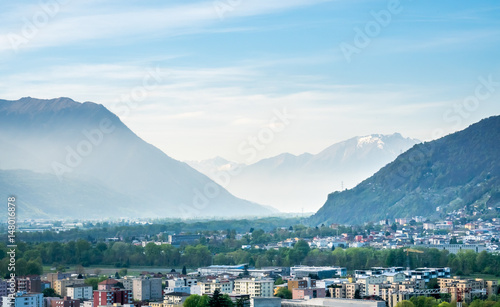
[1,0,499,164]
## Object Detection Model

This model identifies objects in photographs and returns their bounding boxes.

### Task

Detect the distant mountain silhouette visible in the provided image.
[0,97,273,219]
[188,134,419,212]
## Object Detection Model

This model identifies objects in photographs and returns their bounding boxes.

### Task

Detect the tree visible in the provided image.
[396,301,415,307]
[275,287,292,299]
[182,265,187,275]
[43,288,57,297]
[274,277,285,285]
[209,289,233,307]
[235,297,249,307]
[427,278,439,289]
[119,268,128,277]
[184,294,209,307]
[115,272,120,279]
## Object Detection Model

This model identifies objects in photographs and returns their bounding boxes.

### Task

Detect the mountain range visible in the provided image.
[0,97,273,219]
[187,134,420,212]
[309,115,500,225]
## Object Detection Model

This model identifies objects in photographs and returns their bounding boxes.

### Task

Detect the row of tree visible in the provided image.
[1,240,499,278]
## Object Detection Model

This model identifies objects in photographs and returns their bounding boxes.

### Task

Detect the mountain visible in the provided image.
[187,134,419,212]
[309,116,500,225]
[0,97,273,219]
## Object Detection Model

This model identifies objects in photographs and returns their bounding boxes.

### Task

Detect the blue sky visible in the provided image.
[1,0,499,163]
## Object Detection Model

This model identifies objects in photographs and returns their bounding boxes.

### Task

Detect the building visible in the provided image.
[250,297,280,307]
[93,288,132,306]
[54,279,85,297]
[198,279,233,295]
[45,273,72,288]
[167,234,201,246]
[82,301,93,307]
[281,298,385,307]
[66,285,93,300]
[404,268,451,282]
[0,280,7,306]
[132,278,163,301]
[329,283,359,299]
[290,266,347,279]
[41,282,51,291]
[163,292,190,305]
[97,279,120,291]
[234,279,274,298]
[198,264,247,276]
[2,291,44,307]
[287,278,316,291]
[438,277,497,302]
[292,288,326,300]
[356,275,387,296]
[16,276,41,293]
[50,296,80,307]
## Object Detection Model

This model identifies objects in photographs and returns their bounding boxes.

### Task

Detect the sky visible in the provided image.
[0,0,499,164]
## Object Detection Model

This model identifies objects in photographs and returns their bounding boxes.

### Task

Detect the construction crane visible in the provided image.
[403,248,423,270]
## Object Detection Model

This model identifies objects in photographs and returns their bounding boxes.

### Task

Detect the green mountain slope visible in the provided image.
[309,115,500,225]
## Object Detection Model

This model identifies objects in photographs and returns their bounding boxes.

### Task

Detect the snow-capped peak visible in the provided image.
[357,135,385,149]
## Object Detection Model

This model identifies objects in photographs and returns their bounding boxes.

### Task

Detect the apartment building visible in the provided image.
[93,288,132,306]
[234,279,274,298]
[287,278,316,291]
[198,279,233,295]
[438,277,496,302]
[329,283,359,299]
[2,291,43,307]
[45,273,72,288]
[292,288,326,300]
[66,285,93,300]
[0,280,7,306]
[132,278,163,301]
[16,276,41,293]
[54,279,85,297]
[50,296,80,307]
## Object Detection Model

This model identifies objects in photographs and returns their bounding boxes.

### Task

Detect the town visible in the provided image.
[1,264,498,307]
[1,212,500,307]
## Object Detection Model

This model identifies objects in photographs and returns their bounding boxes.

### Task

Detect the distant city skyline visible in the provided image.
[1,1,499,163]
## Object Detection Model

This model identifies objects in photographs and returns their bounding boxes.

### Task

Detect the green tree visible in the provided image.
[275,287,292,299]
[119,268,128,277]
[396,301,415,307]
[184,295,209,307]
[42,288,57,297]
[182,265,187,275]
[209,290,233,307]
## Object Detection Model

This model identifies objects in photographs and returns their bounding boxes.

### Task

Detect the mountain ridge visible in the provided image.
[309,115,500,225]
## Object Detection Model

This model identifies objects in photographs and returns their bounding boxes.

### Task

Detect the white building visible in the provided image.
[66,284,93,300]
[234,279,274,298]
[2,292,43,307]
[198,279,233,295]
